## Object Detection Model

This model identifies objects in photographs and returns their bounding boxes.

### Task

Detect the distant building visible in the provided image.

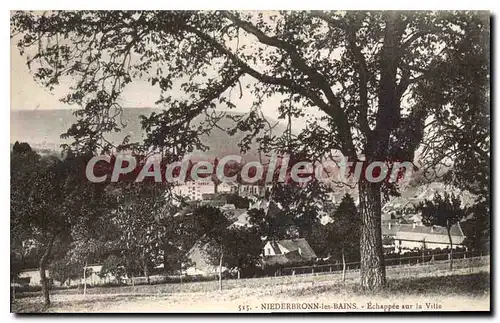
[262,238,317,266]
[235,184,270,198]
[382,222,466,253]
[381,181,477,221]
[17,269,46,287]
[172,181,216,201]
[16,264,120,287]
[216,182,237,194]
[226,209,250,227]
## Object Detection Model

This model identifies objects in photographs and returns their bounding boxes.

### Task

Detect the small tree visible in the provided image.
[462,202,490,255]
[225,194,251,209]
[99,255,127,284]
[204,226,263,280]
[308,222,332,259]
[192,206,231,290]
[417,192,467,270]
[66,237,106,295]
[51,258,82,286]
[112,183,168,284]
[329,194,361,282]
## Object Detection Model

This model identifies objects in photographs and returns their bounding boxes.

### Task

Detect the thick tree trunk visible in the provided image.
[359,180,386,290]
[39,235,56,307]
[447,220,453,271]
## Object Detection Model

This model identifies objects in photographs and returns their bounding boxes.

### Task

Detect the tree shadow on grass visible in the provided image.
[285,273,490,298]
[385,272,490,296]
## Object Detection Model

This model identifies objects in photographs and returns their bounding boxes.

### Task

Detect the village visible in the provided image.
[15,179,471,290]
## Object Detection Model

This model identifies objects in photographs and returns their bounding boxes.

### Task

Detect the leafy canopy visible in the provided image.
[417,192,466,229]
[11,10,487,175]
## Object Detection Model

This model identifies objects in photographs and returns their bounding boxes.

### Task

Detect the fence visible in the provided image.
[279,250,485,277]
[13,255,489,300]
[12,250,488,297]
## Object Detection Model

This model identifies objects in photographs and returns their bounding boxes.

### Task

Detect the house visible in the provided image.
[16,264,119,287]
[17,268,46,287]
[382,221,466,253]
[183,200,281,276]
[225,208,250,227]
[262,238,317,266]
[185,241,227,277]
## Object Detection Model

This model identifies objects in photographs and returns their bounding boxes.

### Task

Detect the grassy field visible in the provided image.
[12,267,490,313]
[14,256,490,298]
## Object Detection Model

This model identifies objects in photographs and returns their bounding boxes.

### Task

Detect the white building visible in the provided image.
[262,239,317,266]
[382,222,466,253]
[172,181,216,201]
[17,264,120,287]
[236,184,271,197]
[216,182,237,194]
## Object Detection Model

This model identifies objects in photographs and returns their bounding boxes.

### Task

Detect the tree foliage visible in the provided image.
[329,194,361,262]
[99,254,127,283]
[247,205,293,240]
[109,183,168,279]
[418,192,466,230]
[417,192,467,270]
[414,17,490,253]
[11,142,114,304]
[204,226,263,275]
[51,257,82,286]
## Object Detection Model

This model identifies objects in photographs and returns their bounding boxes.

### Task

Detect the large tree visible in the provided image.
[11,10,488,290]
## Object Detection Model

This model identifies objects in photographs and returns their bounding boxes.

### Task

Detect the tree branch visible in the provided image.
[183,17,356,157]
[345,21,371,137]
[220,11,341,109]
[183,24,332,113]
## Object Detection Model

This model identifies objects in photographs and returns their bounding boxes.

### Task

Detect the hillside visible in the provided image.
[10,108,287,160]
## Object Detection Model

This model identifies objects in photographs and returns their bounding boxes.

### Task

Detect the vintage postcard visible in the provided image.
[10,10,490,313]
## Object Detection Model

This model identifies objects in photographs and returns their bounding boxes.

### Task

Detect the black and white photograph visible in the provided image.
[8,8,491,313]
